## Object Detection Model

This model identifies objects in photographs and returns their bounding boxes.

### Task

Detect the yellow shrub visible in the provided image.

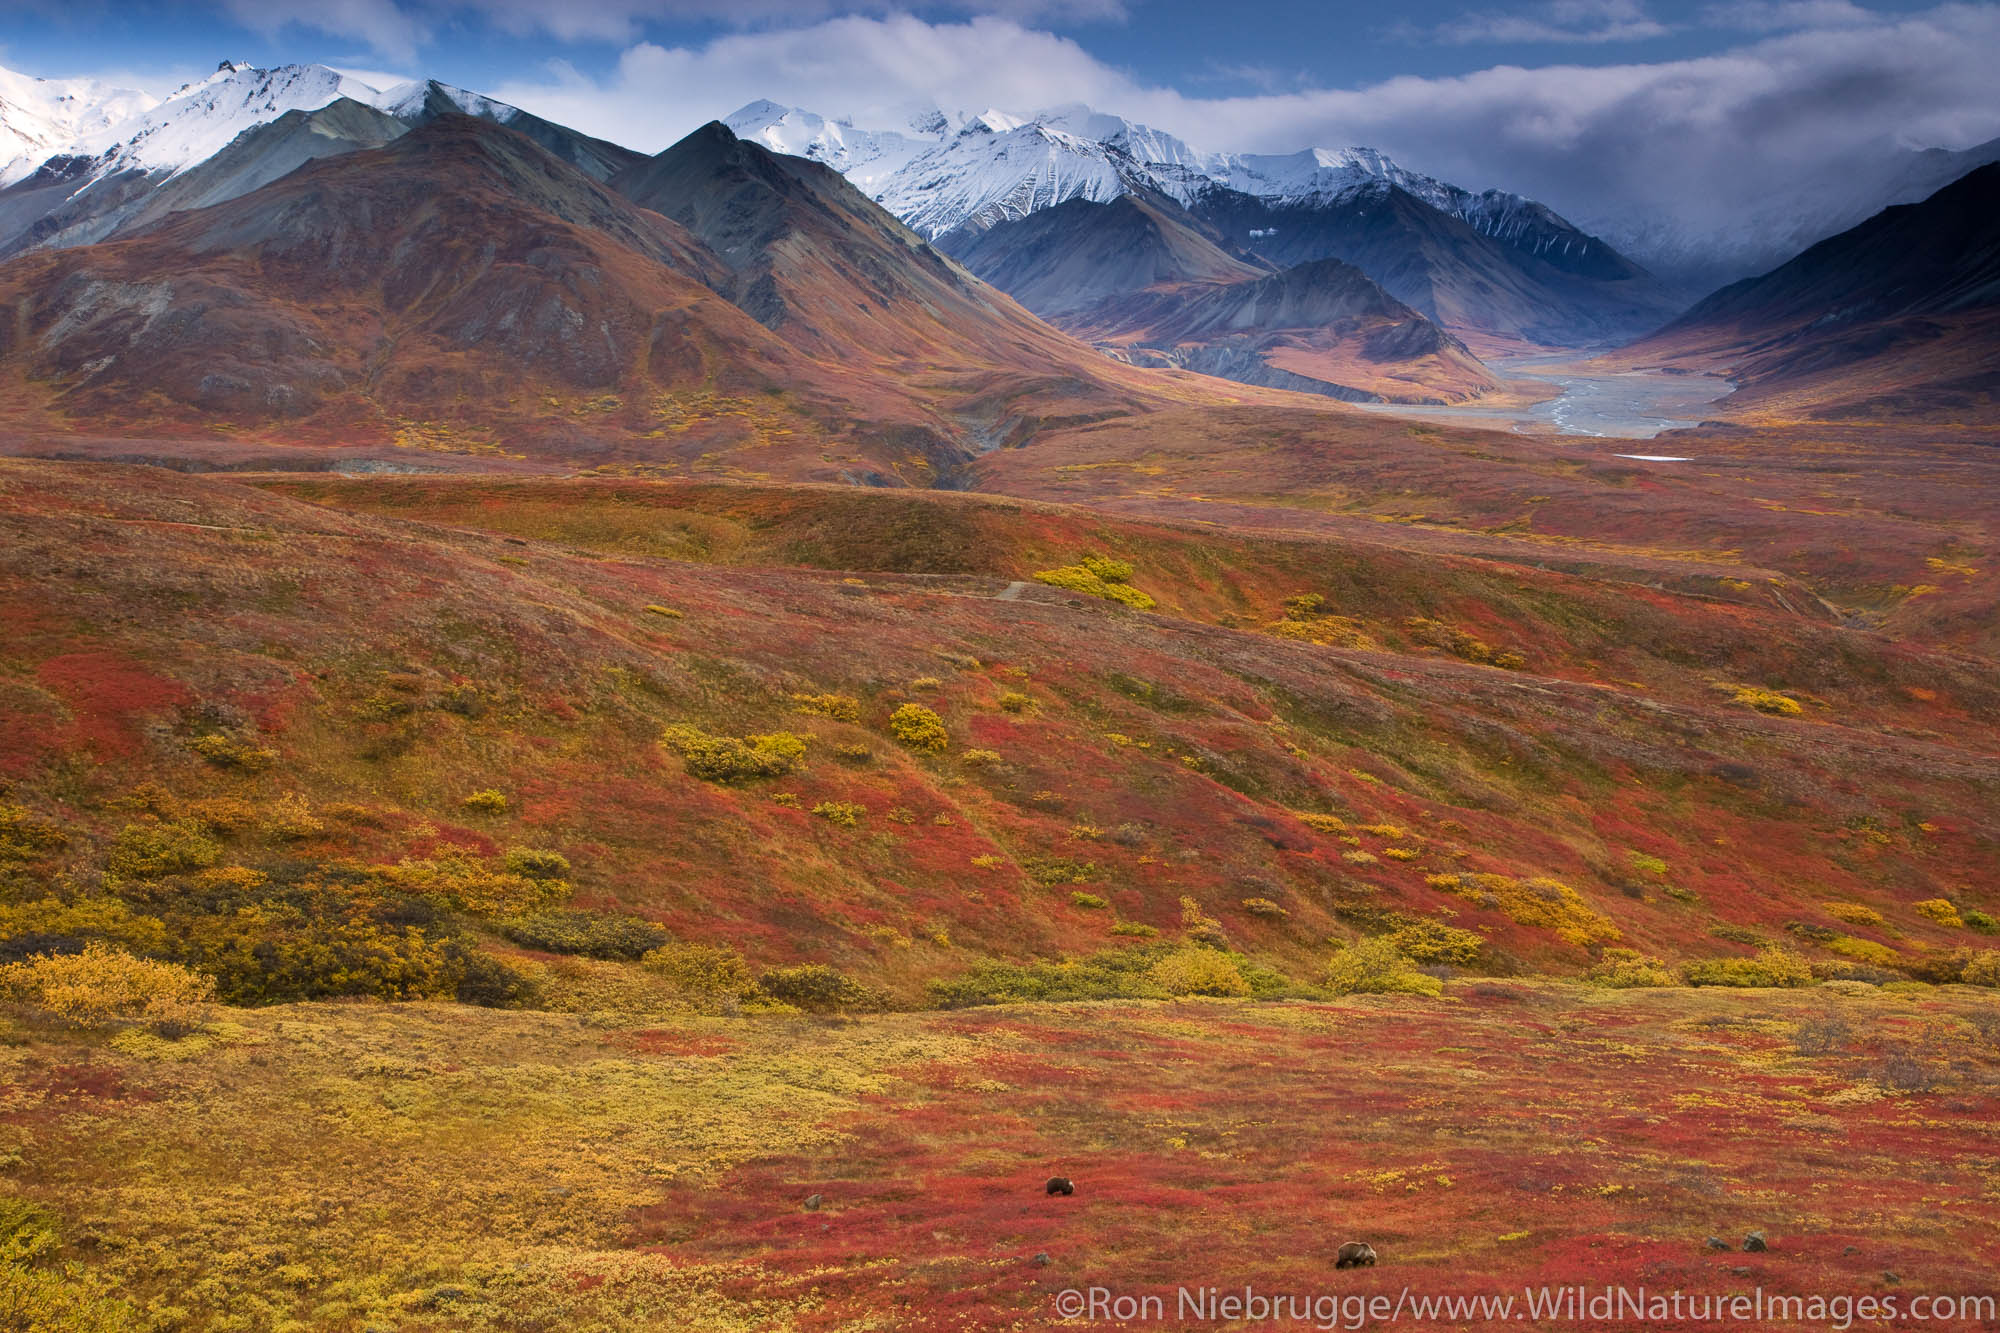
[1826,902,1886,928]
[185,797,260,834]
[187,733,277,770]
[1148,948,1250,997]
[1733,686,1803,716]
[1359,824,1408,839]
[1442,873,1621,946]
[1179,896,1226,947]
[1384,848,1419,861]
[1343,850,1379,865]
[1294,813,1347,833]
[1240,897,1289,919]
[1825,935,1900,967]
[811,801,864,827]
[106,819,221,880]
[1387,919,1483,966]
[1963,951,2000,988]
[663,725,808,781]
[1914,898,1965,928]
[641,942,753,998]
[961,748,1002,765]
[995,690,1035,713]
[1,943,213,1033]
[377,853,564,916]
[1586,948,1675,988]
[462,789,508,813]
[1682,946,1813,988]
[260,792,325,841]
[888,703,949,753]
[1033,558,1156,610]
[1323,937,1443,997]
[792,692,861,722]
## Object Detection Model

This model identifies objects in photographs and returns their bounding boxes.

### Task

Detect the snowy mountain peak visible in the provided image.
[0,64,157,184]
[76,63,381,178]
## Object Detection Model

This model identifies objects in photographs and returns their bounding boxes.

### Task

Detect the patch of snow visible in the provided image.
[1614,454,1693,461]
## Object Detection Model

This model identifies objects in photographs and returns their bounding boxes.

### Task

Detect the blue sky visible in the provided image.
[4,1,1997,239]
[0,0,1967,103]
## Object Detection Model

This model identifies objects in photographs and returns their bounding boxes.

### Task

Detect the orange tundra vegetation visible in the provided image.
[0,445,1995,1329]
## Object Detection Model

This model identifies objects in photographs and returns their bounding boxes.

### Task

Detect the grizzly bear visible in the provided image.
[1045,1176,1075,1196]
[1335,1242,1378,1269]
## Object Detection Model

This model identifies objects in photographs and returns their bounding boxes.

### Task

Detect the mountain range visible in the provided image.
[0,59,1994,427]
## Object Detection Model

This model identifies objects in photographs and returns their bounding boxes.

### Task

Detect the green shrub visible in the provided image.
[1109,921,1159,938]
[1323,937,1444,996]
[888,703,949,753]
[1024,857,1098,886]
[502,848,571,881]
[1387,919,1484,967]
[106,819,221,880]
[928,948,1165,1007]
[663,725,808,781]
[1682,946,1814,988]
[497,910,669,960]
[1628,852,1670,877]
[377,853,564,916]
[1963,909,1998,935]
[1148,948,1250,997]
[757,964,871,1012]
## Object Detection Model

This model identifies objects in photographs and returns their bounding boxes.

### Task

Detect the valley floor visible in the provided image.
[7,984,2000,1331]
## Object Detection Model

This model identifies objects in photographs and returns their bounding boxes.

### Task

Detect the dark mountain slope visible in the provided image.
[937,190,1268,319]
[8,98,410,256]
[610,120,1145,419]
[1627,163,2000,421]
[1190,180,1678,349]
[1067,258,1501,403]
[933,188,1497,402]
[389,80,643,183]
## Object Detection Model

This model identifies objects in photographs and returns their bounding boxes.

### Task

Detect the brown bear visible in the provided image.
[1335,1242,1378,1269]
[1045,1176,1075,1196]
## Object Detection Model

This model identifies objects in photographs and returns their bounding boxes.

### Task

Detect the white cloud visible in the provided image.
[483,5,2000,266]
[1700,0,1875,29]
[218,0,431,64]
[1421,0,1673,45]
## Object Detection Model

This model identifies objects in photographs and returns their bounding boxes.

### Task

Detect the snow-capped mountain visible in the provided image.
[0,67,156,184]
[725,98,1620,278]
[65,62,380,180]
[0,61,637,258]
